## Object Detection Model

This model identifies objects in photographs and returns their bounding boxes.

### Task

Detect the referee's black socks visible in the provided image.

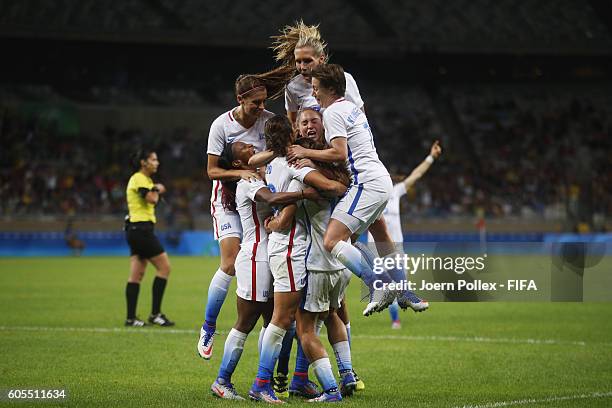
[151,276,168,316]
[125,282,140,320]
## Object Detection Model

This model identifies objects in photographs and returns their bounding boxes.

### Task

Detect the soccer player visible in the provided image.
[124,149,174,327]
[293,136,356,402]
[248,115,348,403]
[290,107,366,391]
[260,23,429,315]
[368,140,443,329]
[197,75,274,360]
[285,64,400,314]
[209,141,320,399]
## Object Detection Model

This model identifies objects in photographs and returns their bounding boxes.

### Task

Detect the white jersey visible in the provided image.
[265,157,314,247]
[236,179,272,261]
[207,108,273,156]
[303,199,345,272]
[323,98,390,185]
[206,108,274,213]
[368,182,406,243]
[285,72,364,113]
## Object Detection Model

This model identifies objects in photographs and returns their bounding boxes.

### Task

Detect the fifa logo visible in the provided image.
[220,223,231,231]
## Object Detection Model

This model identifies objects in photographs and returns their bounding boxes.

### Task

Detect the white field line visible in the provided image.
[1,325,610,347]
[453,391,612,408]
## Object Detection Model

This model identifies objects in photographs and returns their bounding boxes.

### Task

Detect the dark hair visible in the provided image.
[264,115,294,157]
[218,143,238,212]
[235,73,288,102]
[294,138,351,187]
[131,148,156,171]
[311,63,346,97]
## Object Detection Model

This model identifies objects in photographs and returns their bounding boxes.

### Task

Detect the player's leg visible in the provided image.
[249,290,301,403]
[198,235,240,359]
[273,321,295,398]
[212,297,261,400]
[326,309,356,396]
[296,310,342,402]
[323,181,396,315]
[368,216,429,312]
[125,255,147,326]
[249,244,306,403]
[336,302,364,390]
[147,252,174,326]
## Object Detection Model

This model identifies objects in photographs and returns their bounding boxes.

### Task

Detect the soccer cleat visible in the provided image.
[125,317,146,327]
[211,378,245,400]
[307,390,342,403]
[148,313,175,327]
[397,291,429,312]
[273,374,289,399]
[391,320,402,329]
[339,370,357,397]
[289,379,321,398]
[352,369,365,391]
[363,286,395,316]
[248,383,284,404]
[197,324,215,360]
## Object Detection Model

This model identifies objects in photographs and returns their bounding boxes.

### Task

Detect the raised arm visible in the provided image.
[403,140,442,190]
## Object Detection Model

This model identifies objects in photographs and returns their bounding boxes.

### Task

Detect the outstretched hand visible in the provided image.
[430,140,442,159]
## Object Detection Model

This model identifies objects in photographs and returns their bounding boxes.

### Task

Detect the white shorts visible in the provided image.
[268,240,307,293]
[332,177,393,235]
[235,249,273,302]
[302,268,351,313]
[339,268,353,303]
[210,199,242,241]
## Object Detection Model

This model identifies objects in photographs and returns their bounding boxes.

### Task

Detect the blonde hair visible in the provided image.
[271,20,328,66]
[253,20,329,100]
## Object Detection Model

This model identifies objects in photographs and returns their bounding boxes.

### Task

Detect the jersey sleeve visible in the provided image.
[285,85,299,112]
[129,173,152,191]
[323,108,348,142]
[288,165,316,183]
[345,73,364,109]
[394,182,407,198]
[246,179,268,201]
[206,116,226,156]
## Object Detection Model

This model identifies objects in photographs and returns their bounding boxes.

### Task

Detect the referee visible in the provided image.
[124,148,174,327]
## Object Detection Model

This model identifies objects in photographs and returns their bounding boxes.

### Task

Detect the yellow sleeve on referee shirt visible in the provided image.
[126,172,156,223]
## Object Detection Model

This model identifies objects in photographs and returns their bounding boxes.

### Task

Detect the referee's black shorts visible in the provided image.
[125,222,165,259]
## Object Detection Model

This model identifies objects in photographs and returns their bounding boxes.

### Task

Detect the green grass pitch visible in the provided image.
[1,256,611,407]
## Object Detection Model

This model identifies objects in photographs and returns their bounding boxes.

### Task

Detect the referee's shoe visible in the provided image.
[148,313,175,327]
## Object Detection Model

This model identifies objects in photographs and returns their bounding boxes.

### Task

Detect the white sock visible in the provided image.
[213,268,233,286]
[218,328,247,380]
[311,357,337,392]
[331,240,374,284]
[258,326,266,355]
[332,340,352,372]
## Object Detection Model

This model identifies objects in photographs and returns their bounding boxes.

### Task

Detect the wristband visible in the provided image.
[425,155,434,164]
